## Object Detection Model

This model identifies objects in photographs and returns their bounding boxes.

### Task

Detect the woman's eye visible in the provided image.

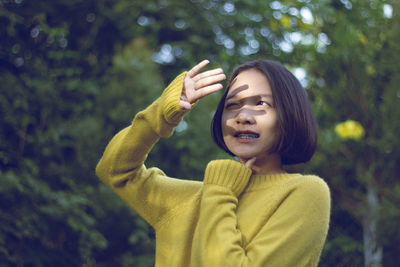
[257,100,271,107]
[225,102,239,109]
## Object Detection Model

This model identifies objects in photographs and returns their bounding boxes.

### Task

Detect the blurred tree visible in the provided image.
[0,0,163,265]
[303,0,400,266]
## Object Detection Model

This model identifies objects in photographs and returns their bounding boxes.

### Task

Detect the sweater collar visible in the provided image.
[245,173,300,191]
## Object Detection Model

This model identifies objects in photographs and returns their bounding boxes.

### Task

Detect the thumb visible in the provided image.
[239,157,256,168]
[179,100,192,110]
[244,157,257,169]
[240,157,261,173]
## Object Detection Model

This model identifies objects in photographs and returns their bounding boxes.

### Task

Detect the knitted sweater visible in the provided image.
[96,72,331,267]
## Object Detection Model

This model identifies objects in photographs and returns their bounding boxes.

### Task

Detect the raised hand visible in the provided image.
[179,60,226,110]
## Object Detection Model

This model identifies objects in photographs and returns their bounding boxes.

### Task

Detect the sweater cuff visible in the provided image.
[204,160,252,196]
[161,71,188,124]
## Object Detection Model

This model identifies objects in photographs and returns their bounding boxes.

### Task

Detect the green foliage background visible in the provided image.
[1,0,399,266]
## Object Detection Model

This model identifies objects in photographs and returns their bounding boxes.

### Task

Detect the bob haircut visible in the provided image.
[211,59,318,165]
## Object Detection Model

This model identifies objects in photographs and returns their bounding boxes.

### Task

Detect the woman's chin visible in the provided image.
[233,150,280,163]
[233,152,258,161]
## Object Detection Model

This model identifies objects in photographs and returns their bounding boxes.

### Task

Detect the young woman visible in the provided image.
[96,59,330,267]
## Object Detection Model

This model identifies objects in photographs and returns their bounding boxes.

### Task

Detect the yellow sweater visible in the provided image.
[96,72,331,267]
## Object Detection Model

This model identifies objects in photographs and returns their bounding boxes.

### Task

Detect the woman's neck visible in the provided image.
[251,153,284,175]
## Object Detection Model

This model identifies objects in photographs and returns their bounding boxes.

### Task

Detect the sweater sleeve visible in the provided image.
[191,160,331,267]
[95,72,199,228]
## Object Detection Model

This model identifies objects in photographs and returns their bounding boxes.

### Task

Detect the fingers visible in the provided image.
[239,157,261,173]
[192,68,224,83]
[192,72,225,100]
[192,83,224,101]
[187,59,225,89]
[187,59,210,78]
[185,59,226,103]
[194,73,226,90]
[244,157,257,169]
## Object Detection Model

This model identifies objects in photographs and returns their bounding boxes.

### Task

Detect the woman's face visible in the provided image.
[221,68,279,162]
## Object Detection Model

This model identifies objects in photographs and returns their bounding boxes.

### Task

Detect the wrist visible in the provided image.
[204,160,252,196]
[161,72,188,124]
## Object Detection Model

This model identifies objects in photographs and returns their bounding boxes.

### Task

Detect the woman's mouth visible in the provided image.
[234,132,260,139]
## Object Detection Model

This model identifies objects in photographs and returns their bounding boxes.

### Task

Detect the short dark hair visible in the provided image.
[211,59,318,165]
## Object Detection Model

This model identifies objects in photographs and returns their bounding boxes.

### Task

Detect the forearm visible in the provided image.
[96,72,187,186]
[191,160,252,267]
[192,186,249,267]
[95,108,160,187]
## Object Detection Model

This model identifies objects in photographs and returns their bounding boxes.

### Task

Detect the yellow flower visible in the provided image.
[280,15,291,29]
[335,120,365,141]
[358,33,367,45]
[366,65,376,76]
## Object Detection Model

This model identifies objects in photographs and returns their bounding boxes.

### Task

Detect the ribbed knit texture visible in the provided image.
[204,160,252,196]
[141,71,188,138]
[246,173,294,190]
[96,72,331,267]
[161,72,188,124]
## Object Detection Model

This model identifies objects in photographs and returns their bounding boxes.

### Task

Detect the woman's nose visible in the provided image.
[235,109,256,124]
